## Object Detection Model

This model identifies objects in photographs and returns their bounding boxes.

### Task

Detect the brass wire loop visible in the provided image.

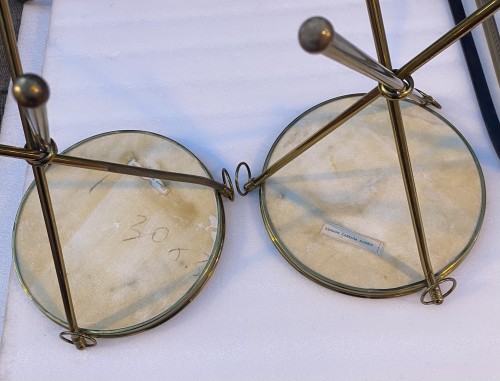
[420,277,457,305]
[235,162,254,196]
[59,331,97,349]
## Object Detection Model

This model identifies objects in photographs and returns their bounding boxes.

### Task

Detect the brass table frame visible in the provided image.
[0,0,233,349]
[236,0,498,303]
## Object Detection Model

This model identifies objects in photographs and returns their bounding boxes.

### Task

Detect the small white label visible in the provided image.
[128,158,170,195]
[321,222,384,255]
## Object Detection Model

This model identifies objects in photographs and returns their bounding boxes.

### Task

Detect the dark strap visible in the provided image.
[0,0,23,131]
[448,0,500,160]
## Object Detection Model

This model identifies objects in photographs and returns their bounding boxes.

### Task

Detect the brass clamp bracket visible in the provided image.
[24,139,58,167]
[378,73,442,108]
[377,72,442,109]
[412,87,442,109]
[378,74,414,101]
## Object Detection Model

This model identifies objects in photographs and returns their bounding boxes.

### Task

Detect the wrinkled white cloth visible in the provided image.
[1,1,499,380]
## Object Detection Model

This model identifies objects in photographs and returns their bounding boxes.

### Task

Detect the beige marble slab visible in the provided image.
[262,95,484,292]
[14,131,222,332]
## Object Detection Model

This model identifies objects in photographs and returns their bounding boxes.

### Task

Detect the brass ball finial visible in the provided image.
[13,73,50,108]
[298,16,334,53]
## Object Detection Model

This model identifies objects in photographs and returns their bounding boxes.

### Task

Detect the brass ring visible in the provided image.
[25,139,58,167]
[235,162,253,196]
[420,277,457,305]
[59,331,97,349]
[379,75,414,101]
[221,168,235,201]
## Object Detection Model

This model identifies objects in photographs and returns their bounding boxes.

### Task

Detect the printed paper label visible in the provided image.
[321,222,384,255]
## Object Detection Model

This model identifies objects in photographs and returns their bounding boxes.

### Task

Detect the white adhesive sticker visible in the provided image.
[321,222,385,255]
[128,158,170,195]
[206,215,218,242]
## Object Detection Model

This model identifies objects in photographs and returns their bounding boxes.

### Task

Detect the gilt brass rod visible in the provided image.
[0,143,232,197]
[386,102,444,302]
[397,0,499,78]
[366,0,443,304]
[0,0,86,348]
[365,0,392,68]
[244,0,498,192]
[298,16,438,107]
[243,89,380,191]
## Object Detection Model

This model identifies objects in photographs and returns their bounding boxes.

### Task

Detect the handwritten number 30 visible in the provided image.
[123,215,169,243]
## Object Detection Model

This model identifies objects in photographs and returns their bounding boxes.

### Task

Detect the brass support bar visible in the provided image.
[53,153,233,198]
[366,0,445,304]
[387,104,443,303]
[0,0,88,348]
[242,88,380,192]
[365,0,392,68]
[298,16,440,108]
[0,143,234,199]
[0,143,40,160]
[243,0,499,193]
[397,0,499,78]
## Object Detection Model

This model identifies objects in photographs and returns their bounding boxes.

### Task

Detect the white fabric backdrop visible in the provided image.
[1,1,499,380]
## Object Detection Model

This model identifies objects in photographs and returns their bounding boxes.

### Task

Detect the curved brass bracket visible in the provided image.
[221,168,235,201]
